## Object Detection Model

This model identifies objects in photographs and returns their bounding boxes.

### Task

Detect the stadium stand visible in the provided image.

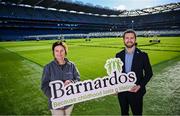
[0,0,180,41]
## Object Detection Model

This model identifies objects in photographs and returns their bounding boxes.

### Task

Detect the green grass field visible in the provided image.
[0,37,180,115]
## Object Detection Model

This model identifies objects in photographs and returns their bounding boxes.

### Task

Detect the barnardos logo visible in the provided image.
[49,58,137,109]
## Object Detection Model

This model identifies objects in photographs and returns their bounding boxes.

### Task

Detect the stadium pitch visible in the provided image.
[0,37,180,115]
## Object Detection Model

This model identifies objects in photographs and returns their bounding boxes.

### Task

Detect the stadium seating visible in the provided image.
[0,2,180,41]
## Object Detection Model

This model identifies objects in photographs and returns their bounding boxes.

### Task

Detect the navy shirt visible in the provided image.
[125,47,135,73]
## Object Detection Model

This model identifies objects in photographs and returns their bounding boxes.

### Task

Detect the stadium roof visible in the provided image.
[121,2,180,17]
[1,0,180,17]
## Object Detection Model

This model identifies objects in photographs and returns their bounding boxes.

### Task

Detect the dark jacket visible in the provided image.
[116,48,153,95]
[41,58,80,109]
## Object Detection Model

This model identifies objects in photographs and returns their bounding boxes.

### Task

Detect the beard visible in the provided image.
[125,42,135,48]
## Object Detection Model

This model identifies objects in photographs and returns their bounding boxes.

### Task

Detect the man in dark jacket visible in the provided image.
[116,29,153,115]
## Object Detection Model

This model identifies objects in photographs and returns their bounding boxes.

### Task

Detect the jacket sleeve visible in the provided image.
[140,53,153,87]
[41,65,51,98]
[115,53,119,58]
[72,64,80,83]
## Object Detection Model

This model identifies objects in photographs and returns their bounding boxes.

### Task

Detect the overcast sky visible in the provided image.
[73,0,179,10]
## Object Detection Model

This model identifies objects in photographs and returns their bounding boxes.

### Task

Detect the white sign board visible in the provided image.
[49,58,137,109]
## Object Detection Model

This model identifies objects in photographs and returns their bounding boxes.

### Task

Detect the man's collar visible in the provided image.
[125,46,136,54]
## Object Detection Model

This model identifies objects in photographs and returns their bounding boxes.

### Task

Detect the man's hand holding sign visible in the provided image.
[129,85,141,93]
[49,58,137,109]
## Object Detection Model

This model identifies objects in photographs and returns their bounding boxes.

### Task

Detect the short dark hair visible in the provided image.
[123,29,136,39]
[52,41,68,55]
